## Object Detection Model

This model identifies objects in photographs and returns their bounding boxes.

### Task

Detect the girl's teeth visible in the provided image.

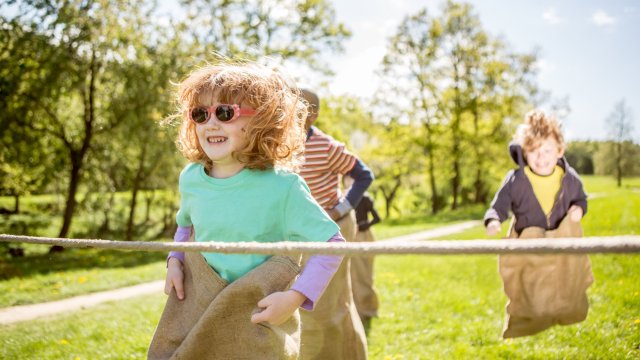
[208,137,226,143]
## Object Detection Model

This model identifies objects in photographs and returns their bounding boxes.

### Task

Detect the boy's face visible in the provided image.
[524,137,564,176]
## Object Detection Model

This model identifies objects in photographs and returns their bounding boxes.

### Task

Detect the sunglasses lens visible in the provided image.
[215,105,235,122]
[190,107,209,123]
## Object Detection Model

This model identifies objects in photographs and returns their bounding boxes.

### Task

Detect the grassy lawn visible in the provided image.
[0,248,166,307]
[0,175,638,358]
[0,293,166,359]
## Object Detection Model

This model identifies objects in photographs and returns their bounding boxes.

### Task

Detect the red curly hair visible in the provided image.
[174,62,307,172]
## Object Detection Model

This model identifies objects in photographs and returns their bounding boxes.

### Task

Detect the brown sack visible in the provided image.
[148,252,302,360]
[351,229,379,320]
[299,212,368,360]
[499,216,594,338]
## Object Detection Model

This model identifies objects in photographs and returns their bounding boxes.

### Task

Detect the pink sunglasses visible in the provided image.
[188,104,256,124]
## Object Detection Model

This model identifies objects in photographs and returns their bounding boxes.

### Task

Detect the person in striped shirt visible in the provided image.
[298,89,374,360]
[300,89,374,221]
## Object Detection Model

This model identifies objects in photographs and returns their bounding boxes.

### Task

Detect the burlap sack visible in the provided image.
[148,252,302,360]
[299,212,368,360]
[499,215,594,338]
[351,229,379,320]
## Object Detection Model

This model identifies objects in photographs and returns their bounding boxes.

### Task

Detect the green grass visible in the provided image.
[0,175,638,359]
[0,248,166,307]
[366,253,640,359]
[0,293,166,359]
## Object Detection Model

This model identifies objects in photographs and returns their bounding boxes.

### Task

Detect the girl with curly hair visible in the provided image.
[148,62,344,359]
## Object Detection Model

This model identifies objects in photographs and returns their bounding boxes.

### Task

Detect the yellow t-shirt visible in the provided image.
[524,165,565,215]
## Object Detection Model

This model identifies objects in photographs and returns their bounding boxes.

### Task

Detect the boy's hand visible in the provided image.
[568,205,583,222]
[251,290,306,325]
[486,220,501,236]
[165,257,185,300]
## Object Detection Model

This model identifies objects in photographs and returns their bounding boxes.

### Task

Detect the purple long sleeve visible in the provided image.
[168,226,191,264]
[290,233,345,310]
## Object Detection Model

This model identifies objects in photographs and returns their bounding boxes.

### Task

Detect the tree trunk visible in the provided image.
[144,190,155,223]
[381,178,401,219]
[450,61,463,210]
[421,120,440,214]
[450,153,460,210]
[471,104,487,203]
[51,48,97,252]
[53,156,82,251]
[616,141,622,187]
[426,138,440,215]
[126,141,148,240]
[97,191,115,237]
[13,195,19,214]
[473,167,487,203]
[126,187,139,241]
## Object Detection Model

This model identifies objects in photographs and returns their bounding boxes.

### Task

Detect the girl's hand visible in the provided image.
[568,205,583,222]
[486,220,501,236]
[165,257,185,300]
[250,290,306,325]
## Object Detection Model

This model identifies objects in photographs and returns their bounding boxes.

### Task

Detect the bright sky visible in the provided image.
[325,0,640,140]
[4,1,637,140]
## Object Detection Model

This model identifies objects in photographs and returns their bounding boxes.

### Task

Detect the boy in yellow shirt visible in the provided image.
[484,110,593,338]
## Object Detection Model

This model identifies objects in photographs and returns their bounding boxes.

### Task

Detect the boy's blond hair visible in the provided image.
[174,62,307,171]
[514,110,565,152]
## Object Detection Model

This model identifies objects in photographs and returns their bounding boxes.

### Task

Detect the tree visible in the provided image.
[603,99,635,187]
[178,0,350,77]
[0,14,65,213]
[2,0,352,245]
[376,1,539,213]
[378,7,445,214]
[2,1,163,246]
[565,141,597,175]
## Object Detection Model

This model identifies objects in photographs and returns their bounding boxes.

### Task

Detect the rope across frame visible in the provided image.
[1,234,639,256]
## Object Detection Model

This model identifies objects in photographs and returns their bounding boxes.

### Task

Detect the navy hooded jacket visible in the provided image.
[484,143,588,235]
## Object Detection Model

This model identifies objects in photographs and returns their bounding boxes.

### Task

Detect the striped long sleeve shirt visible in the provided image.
[301,126,374,211]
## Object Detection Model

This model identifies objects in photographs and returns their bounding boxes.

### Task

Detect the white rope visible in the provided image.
[1,234,639,256]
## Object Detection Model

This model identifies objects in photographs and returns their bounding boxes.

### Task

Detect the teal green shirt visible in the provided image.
[176,163,339,282]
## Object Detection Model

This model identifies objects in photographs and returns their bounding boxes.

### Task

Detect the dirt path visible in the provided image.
[380,220,481,242]
[0,220,481,325]
[0,280,164,325]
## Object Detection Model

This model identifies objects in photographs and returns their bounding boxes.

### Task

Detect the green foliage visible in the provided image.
[1,0,351,239]
[0,189,180,242]
[594,141,640,178]
[178,0,350,75]
[565,141,598,174]
[601,99,637,187]
[375,1,538,215]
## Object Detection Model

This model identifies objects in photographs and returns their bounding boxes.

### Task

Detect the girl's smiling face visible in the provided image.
[194,91,252,178]
[524,137,564,176]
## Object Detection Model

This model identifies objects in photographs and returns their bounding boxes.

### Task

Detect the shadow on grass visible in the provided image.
[0,246,166,280]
